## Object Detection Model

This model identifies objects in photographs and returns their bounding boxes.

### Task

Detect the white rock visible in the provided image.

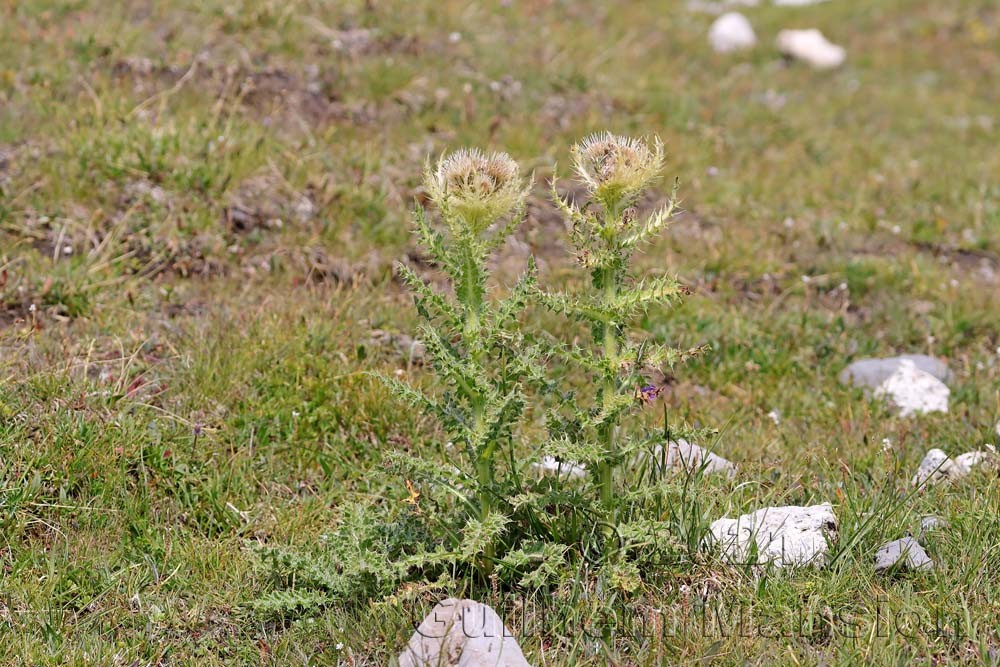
[920,515,944,534]
[708,13,757,53]
[911,448,966,486]
[773,0,829,6]
[654,439,737,477]
[706,504,837,568]
[838,354,951,390]
[953,444,997,473]
[687,0,759,15]
[776,29,846,70]
[398,598,530,667]
[874,360,949,417]
[954,451,988,471]
[531,455,586,479]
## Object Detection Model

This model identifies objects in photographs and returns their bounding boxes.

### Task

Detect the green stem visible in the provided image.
[596,264,619,515]
[460,243,495,576]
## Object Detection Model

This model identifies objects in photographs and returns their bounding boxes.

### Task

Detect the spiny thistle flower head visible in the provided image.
[572,133,664,210]
[426,148,526,233]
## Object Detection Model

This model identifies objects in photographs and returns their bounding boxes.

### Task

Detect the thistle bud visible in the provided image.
[426,148,526,233]
[572,133,664,210]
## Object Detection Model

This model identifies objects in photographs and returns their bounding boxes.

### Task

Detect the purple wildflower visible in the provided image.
[638,384,660,403]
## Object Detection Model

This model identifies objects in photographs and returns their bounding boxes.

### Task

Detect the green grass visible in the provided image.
[1,0,999,664]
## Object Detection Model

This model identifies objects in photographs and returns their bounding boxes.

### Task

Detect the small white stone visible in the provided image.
[953,445,996,474]
[777,29,846,70]
[654,439,737,477]
[874,360,949,417]
[398,598,529,667]
[708,12,757,53]
[532,455,586,479]
[687,0,760,14]
[911,448,964,487]
[954,451,988,471]
[920,515,944,534]
[706,504,838,568]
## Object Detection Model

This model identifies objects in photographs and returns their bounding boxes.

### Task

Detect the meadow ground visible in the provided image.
[1,0,999,664]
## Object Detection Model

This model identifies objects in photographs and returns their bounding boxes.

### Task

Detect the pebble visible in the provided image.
[776,29,846,69]
[920,516,945,534]
[708,12,757,53]
[655,439,737,477]
[531,455,586,479]
[912,445,996,487]
[874,537,934,572]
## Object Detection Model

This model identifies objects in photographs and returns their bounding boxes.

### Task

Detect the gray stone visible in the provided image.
[655,439,737,478]
[875,537,933,572]
[398,598,530,667]
[839,354,951,390]
[706,504,837,568]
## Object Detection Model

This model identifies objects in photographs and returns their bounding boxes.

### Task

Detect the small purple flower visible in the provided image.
[637,384,660,403]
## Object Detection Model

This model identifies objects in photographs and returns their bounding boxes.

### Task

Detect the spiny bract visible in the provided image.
[425,148,527,233]
[572,132,664,210]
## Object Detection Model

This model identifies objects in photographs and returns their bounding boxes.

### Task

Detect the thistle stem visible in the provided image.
[597,264,619,515]
[460,242,495,576]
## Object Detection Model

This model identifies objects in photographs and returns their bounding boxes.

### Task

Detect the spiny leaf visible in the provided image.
[248,589,332,616]
[622,184,680,248]
[473,387,526,454]
[542,435,605,467]
[492,258,538,330]
[459,512,510,559]
[535,289,615,324]
[606,275,690,318]
[583,392,638,432]
[395,262,462,330]
[417,324,492,400]
[370,372,455,428]
[412,205,459,277]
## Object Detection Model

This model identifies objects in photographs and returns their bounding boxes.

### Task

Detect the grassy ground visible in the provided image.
[1,0,999,664]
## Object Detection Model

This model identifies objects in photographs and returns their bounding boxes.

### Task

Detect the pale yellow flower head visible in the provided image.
[572,133,664,209]
[426,148,526,232]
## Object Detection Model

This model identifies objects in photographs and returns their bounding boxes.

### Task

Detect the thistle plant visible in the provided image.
[254,135,709,610]
[379,148,536,577]
[540,133,699,517]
